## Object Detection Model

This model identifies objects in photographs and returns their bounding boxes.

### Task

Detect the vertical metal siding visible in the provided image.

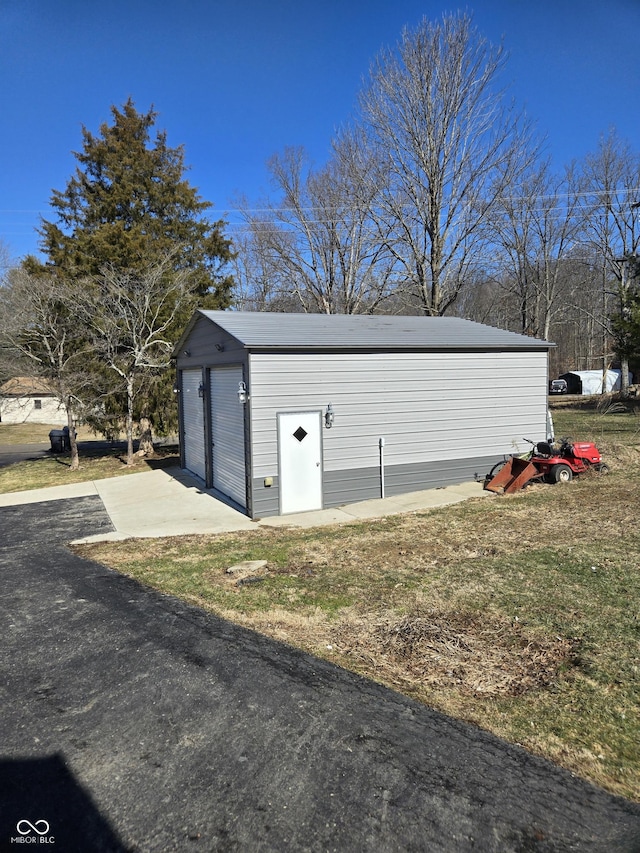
[210,365,246,509]
[181,368,206,482]
[248,351,549,480]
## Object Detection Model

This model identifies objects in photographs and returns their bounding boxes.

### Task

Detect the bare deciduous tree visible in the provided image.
[359,11,536,315]
[231,216,299,312]
[490,161,583,341]
[239,141,396,314]
[0,269,91,469]
[580,130,640,389]
[80,257,197,466]
[0,240,20,387]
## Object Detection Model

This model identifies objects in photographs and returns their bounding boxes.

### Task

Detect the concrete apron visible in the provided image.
[260,480,488,528]
[0,467,489,543]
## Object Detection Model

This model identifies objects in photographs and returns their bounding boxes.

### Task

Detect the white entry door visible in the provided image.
[278,411,323,514]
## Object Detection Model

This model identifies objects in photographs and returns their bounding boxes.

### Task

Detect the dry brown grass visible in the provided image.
[0,422,97,445]
[333,605,580,698]
[0,446,180,494]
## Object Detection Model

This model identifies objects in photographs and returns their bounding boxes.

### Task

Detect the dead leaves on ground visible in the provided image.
[333,606,580,698]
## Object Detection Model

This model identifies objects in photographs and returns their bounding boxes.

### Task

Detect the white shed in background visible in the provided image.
[560,369,630,395]
[0,377,64,424]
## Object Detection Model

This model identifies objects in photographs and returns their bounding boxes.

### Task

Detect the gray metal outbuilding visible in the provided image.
[173,311,552,519]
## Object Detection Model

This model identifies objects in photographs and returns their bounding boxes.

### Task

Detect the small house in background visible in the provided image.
[559,369,630,395]
[174,311,553,519]
[0,377,64,424]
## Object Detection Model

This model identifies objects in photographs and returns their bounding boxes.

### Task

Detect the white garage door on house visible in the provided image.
[210,365,246,509]
[182,368,206,482]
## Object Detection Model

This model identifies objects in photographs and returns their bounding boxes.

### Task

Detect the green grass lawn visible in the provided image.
[0,421,96,445]
[0,421,179,493]
[75,402,640,802]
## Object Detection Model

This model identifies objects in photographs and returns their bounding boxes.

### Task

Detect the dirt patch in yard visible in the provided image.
[333,606,580,698]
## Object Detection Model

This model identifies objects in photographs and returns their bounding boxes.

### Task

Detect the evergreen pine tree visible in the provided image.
[38,98,233,302]
[27,99,234,453]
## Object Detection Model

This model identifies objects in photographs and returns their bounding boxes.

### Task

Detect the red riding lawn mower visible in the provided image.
[484,437,608,495]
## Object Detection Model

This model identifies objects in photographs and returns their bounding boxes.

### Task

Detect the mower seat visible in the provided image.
[535,442,553,457]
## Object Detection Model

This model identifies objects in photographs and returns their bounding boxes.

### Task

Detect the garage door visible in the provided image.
[181,368,206,482]
[210,365,246,509]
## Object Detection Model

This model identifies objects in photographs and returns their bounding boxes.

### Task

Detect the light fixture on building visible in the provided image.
[183,349,191,357]
[324,403,334,429]
[215,343,224,352]
[238,381,248,404]
[198,382,205,398]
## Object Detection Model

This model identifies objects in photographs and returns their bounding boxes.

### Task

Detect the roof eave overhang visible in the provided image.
[244,343,554,354]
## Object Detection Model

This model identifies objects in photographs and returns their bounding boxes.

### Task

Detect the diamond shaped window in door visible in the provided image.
[293,426,308,442]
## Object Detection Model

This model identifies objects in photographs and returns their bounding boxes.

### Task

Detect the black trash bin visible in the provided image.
[49,429,65,453]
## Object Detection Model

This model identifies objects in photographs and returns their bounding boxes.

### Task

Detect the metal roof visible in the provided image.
[194,310,551,351]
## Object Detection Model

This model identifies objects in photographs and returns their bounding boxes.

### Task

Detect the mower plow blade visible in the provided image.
[484,457,541,494]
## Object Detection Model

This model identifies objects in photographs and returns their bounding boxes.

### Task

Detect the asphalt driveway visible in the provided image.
[0,442,51,468]
[1,497,639,852]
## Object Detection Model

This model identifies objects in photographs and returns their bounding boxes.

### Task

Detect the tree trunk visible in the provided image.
[65,400,79,471]
[138,416,155,457]
[126,378,135,466]
[621,356,630,395]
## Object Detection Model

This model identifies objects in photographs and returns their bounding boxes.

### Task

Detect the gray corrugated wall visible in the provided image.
[249,352,548,472]
[247,351,548,515]
[175,315,247,368]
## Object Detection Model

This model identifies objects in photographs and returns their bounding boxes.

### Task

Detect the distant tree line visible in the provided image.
[1,12,639,472]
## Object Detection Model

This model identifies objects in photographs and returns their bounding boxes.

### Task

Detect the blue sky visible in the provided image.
[1,0,638,264]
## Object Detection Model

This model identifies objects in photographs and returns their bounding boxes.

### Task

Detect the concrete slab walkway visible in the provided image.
[260,479,487,527]
[0,466,489,542]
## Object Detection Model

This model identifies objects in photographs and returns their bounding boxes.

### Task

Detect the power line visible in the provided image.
[2,186,638,221]
[1,187,638,244]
